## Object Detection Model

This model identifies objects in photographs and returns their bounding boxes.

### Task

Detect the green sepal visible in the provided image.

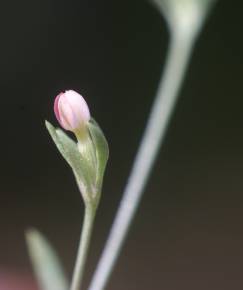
[25,228,68,290]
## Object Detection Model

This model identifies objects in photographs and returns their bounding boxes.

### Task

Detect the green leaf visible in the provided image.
[25,228,68,290]
[88,119,109,194]
[45,120,95,202]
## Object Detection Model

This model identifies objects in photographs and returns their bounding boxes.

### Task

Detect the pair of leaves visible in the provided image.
[45,119,109,205]
[152,0,217,35]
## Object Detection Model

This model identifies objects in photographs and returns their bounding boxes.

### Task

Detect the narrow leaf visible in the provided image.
[26,228,68,290]
[88,119,109,190]
[45,120,95,201]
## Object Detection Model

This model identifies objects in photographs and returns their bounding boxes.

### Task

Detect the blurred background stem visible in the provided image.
[88,22,196,290]
[87,1,217,289]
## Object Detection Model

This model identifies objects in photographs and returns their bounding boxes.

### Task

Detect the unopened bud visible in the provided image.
[54,90,90,134]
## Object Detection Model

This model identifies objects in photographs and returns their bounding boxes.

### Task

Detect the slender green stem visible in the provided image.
[87,29,196,290]
[70,204,96,290]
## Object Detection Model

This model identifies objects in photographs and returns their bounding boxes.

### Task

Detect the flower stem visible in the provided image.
[70,204,96,290]
[87,29,196,290]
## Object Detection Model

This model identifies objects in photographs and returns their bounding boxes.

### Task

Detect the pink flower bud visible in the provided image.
[54,90,90,132]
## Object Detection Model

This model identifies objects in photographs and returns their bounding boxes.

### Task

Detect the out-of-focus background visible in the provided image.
[0,0,243,289]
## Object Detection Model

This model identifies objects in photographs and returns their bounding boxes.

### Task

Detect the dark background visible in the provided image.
[0,0,243,289]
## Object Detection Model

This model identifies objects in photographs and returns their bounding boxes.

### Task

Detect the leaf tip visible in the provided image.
[25,227,42,251]
[45,120,54,132]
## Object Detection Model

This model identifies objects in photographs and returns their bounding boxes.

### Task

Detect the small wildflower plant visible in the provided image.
[26,1,217,290]
[27,90,109,290]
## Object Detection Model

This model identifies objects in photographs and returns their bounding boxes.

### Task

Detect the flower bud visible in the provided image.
[54,90,90,133]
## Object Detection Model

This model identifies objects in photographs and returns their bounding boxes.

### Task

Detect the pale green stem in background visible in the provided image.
[88,33,194,290]
[70,204,96,290]
[87,5,213,290]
